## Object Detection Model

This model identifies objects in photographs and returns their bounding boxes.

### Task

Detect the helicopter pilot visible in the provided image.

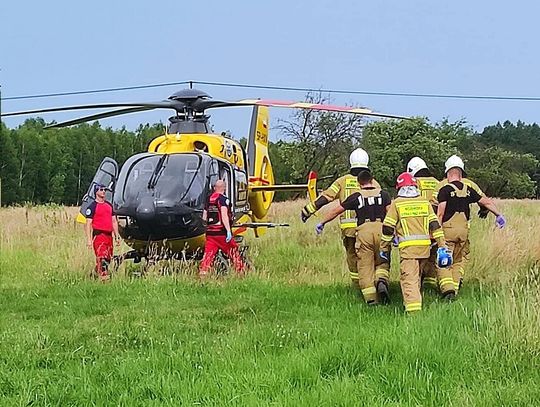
[84,183,121,281]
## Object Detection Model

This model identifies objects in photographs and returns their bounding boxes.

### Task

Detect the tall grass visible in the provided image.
[1,200,540,405]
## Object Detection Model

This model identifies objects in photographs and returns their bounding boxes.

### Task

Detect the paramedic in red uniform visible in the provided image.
[84,183,120,281]
[199,180,245,276]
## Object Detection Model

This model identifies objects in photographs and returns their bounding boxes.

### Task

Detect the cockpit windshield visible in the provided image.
[114,153,214,213]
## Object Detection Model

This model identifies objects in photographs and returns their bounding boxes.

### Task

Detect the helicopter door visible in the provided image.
[219,165,233,203]
[76,157,119,223]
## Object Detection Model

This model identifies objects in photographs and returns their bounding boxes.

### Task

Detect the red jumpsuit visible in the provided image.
[199,192,245,275]
[86,200,114,278]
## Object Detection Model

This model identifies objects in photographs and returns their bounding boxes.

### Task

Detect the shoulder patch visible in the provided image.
[85,208,92,216]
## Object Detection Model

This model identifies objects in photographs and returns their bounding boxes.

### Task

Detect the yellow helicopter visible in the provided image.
[2,87,407,264]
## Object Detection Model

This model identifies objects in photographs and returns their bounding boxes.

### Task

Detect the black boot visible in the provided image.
[442,290,456,301]
[377,280,390,305]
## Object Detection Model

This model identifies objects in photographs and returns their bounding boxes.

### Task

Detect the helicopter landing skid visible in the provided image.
[112,250,142,266]
[214,245,251,276]
[112,245,251,276]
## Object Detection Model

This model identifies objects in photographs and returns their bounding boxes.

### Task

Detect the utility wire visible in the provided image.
[5,79,540,102]
[197,81,540,101]
[3,80,191,101]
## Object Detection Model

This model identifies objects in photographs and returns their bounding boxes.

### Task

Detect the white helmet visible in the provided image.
[349,148,369,169]
[444,154,465,174]
[407,157,428,176]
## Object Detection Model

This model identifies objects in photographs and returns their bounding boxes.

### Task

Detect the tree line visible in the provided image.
[273,113,539,199]
[1,114,539,206]
[0,119,164,205]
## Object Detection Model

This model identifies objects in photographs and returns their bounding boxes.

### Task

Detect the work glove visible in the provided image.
[392,236,399,247]
[226,230,233,243]
[495,215,506,229]
[301,206,312,223]
[315,223,325,235]
[477,207,489,219]
[379,251,389,262]
[437,247,453,268]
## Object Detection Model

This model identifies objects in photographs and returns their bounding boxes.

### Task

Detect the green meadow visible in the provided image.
[1,200,540,406]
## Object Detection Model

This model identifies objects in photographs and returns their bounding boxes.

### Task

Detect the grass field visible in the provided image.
[1,200,540,406]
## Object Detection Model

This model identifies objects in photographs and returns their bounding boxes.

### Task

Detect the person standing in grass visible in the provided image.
[84,183,120,281]
[436,155,506,297]
[199,180,245,277]
[432,156,496,292]
[406,157,441,291]
[300,148,382,288]
[380,172,450,312]
[314,168,391,305]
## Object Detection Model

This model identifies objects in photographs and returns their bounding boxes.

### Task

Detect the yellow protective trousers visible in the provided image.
[342,235,359,282]
[459,238,470,286]
[354,222,389,304]
[438,214,469,294]
[422,244,439,290]
[400,258,426,312]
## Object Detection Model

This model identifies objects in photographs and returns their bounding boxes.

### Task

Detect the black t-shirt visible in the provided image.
[341,188,391,225]
[438,181,482,222]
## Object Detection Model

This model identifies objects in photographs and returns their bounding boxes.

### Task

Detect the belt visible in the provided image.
[93,229,112,237]
[357,218,383,226]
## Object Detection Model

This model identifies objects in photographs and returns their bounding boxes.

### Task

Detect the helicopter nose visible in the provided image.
[136,196,155,221]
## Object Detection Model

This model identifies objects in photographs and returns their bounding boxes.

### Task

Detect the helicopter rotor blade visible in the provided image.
[44,106,157,128]
[204,99,409,120]
[191,99,235,111]
[1,100,181,118]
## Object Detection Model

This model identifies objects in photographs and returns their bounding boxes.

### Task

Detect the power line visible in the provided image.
[197,81,540,101]
[3,80,191,101]
[5,79,540,102]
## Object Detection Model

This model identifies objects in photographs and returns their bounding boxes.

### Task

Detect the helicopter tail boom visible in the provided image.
[248,171,317,200]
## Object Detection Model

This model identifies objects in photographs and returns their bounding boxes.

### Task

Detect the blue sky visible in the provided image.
[2,0,540,140]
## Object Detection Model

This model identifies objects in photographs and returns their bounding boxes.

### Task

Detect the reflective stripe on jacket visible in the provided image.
[382,196,443,259]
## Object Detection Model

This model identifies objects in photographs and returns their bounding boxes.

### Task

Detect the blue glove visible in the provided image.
[495,215,506,229]
[226,230,233,243]
[379,251,389,262]
[392,236,399,247]
[437,247,453,268]
[315,223,325,235]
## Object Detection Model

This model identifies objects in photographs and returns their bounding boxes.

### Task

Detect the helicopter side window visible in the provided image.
[234,169,248,208]
[220,169,231,195]
[194,141,209,153]
[183,159,203,205]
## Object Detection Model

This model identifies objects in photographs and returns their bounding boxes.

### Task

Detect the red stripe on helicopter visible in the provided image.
[233,226,247,236]
[251,100,373,114]
[249,177,270,185]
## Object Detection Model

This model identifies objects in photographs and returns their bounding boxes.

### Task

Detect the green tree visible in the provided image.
[276,94,364,184]
[361,117,461,189]
[466,146,538,198]
[0,123,19,205]
[480,121,540,161]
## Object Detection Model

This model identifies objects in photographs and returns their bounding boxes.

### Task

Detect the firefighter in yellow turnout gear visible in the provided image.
[433,171,489,291]
[380,172,449,312]
[315,169,391,304]
[406,157,440,290]
[301,148,381,284]
[436,155,506,297]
